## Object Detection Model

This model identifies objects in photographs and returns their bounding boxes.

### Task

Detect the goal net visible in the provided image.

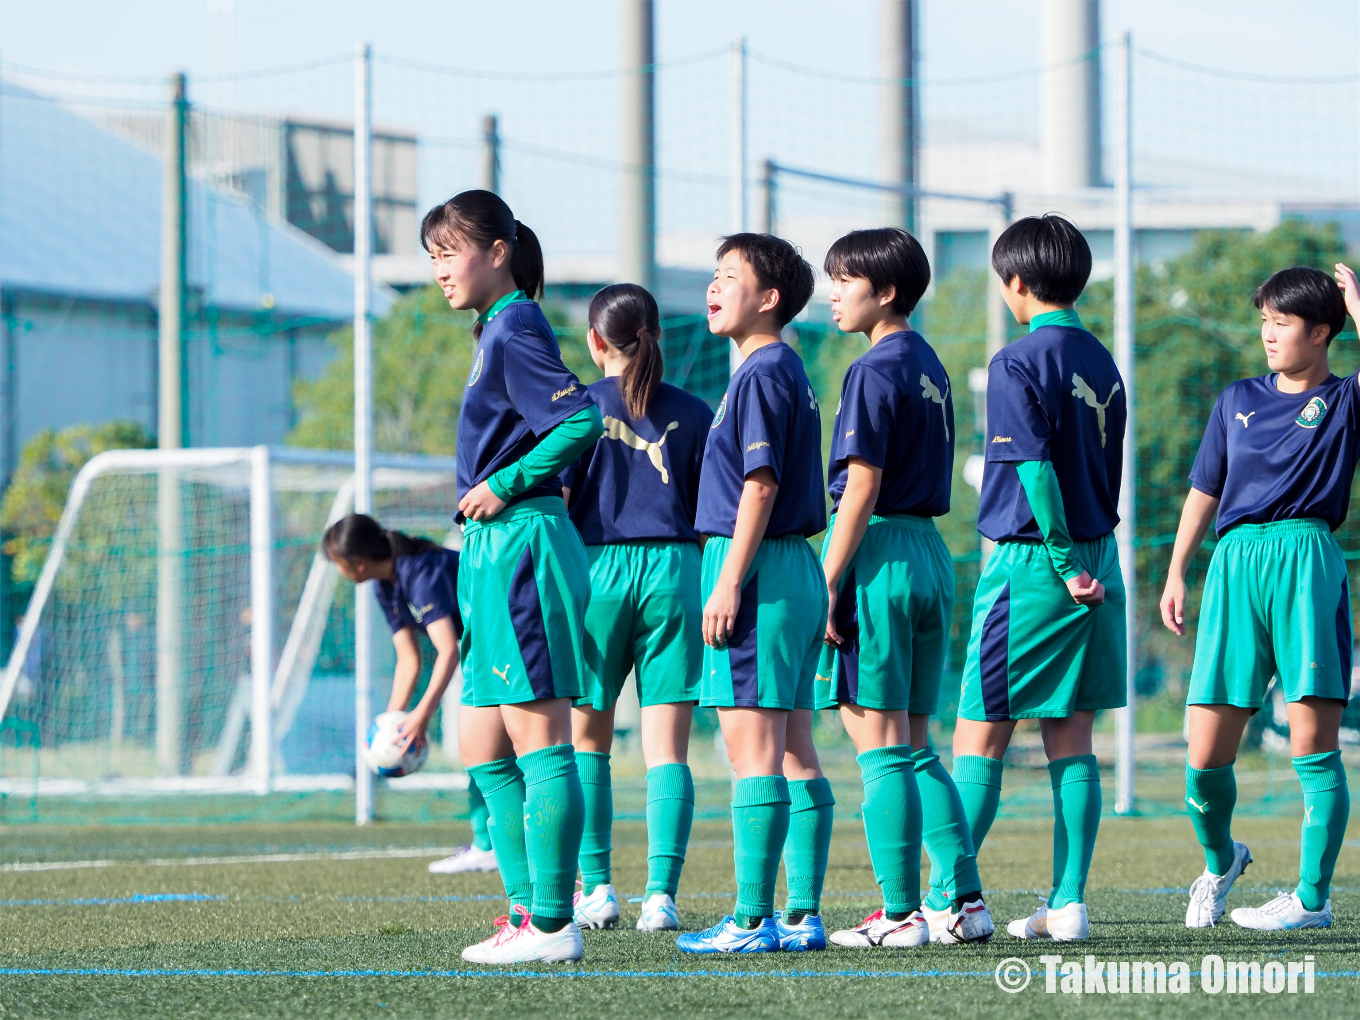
[0,446,463,810]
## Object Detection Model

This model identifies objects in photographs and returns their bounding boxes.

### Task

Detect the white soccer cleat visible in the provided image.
[428,845,499,874]
[636,893,680,931]
[573,883,621,930]
[462,906,584,964]
[921,904,952,943]
[942,898,995,944]
[1230,891,1332,931]
[1185,841,1251,928]
[1007,900,1089,941]
[829,908,930,948]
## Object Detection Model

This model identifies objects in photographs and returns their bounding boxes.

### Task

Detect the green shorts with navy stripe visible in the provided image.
[577,540,703,711]
[814,513,955,713]
[958,532,1126,721]
[1188,518,1352,709]
[700,534,827,711]
[458,497,590,707]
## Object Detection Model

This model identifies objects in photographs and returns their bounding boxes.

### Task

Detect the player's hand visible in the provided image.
[458,481,506,522]
[703,578,741,648]
[1160,573,1188,636]
[1065,570,1105,606]
[1336,263,1360,326]
[824,583,843,647]
[396,706,431,754]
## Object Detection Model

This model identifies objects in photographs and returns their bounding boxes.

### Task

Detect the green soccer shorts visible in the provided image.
[1188,518,1352,709]
[577,540,703,711]
[700,534,827,711]
[958,532,1126,721]
[814,513,955,714]
[458,497,590,707]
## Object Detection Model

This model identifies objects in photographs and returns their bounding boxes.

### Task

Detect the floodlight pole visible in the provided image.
[620,0,656,292]
[481,114,501,195]
[881,0,919,233]
[1114,31,1137,816]
[354,42,375,826]
[730,35,747,375]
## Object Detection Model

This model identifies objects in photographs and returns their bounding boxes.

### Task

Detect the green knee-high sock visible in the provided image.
[732,775,791,927]
[646,763,694,898]
[782,777,835,919]
[576,751,612,894]
[952,754,1004,853]
[912,745,981,912]
[1049,754,1101,909]
[518,744,585,931]
[1185,761,1237,875]
[467,775,493,853]
[1294,751,1350,912]
[465,758,532,913]
[858,745,922,917]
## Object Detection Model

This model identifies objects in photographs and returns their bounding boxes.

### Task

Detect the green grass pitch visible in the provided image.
[2,765,1357,1019]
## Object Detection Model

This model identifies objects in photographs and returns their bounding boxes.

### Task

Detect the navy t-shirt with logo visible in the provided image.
[374,546,464,639]
[695,341,827,539]
[827,330,954,517]
[560,377,712,544]
[456,296,595,511]
[977,321,1126,542]
[1190,373,1360,536]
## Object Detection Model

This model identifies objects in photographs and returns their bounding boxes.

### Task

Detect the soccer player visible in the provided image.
[322,514,497,876]
[423,190,604,965]
[559,284,712,932]
[815,228,994,949]
[675,234,831,955]
[955,214,1127,943]
[1161,264,1354,931]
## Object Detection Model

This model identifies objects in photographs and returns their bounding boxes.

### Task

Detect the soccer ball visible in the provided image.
[364,711,428,778]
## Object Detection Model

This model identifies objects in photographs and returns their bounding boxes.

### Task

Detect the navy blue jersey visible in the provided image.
[827,330,954,517]
[1190,372,1360,536]
[560,378,712,544]
[695,341,827,539]
[978,323,1126,542]
[455,297,595,512]
[374,546,463,639]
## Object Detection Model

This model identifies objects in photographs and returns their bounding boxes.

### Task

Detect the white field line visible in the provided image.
[0,847,459,874]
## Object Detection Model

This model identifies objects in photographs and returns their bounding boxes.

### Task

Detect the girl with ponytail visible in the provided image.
[322,514,497,876]
[421,189,602,965]
[556,284,714,932]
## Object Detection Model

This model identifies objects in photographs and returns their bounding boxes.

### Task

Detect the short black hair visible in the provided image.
[1253,266,1347,344]
[824,227,931,315]
[716,232,816,328]
[990,214,1092,305]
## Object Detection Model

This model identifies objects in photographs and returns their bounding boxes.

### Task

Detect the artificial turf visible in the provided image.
[2,759,1357,1018]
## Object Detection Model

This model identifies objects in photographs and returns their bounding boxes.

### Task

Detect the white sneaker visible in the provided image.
[829,908,930,948]
[1231,891,1332,930]
[1007,900,1089,941]
[572,883,621,930]
[427,845,499,874]
[636,893,680,931]
[942,898,995,944]
[461,907,584,964]
[922,904,952,943]
[1185,841,1252,928]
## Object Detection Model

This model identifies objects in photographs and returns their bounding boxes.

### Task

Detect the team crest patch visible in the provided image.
[711,393,728,429]
[1296,395,1328,428]
[468,347,484,386]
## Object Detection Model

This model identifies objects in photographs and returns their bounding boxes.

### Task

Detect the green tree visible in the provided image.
[1,420,155,586]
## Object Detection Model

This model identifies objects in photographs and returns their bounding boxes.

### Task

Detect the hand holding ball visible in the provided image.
[364,711,429,777]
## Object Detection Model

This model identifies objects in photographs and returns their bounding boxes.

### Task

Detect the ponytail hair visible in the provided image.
[419,189,545,338]
[588,283,664,419]
[322,513,442,564]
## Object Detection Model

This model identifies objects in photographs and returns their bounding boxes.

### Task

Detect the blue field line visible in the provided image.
[0,893,226,907]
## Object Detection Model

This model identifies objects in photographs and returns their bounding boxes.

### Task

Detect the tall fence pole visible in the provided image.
[880,0,919,232]
[353,42,375,826]
[156,71,188,777]
[1114,31,1138,816]
[481,114,501,195]
[620,0,656,291]
[730,35,747,375]
[248,446,274,795]
[760,158,776,235]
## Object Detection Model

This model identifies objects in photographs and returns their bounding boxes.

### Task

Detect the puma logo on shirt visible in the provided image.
[601,415,680,483]
[1235,411,1256,428]
[920,374,951,441]
[1072,374,1122,448]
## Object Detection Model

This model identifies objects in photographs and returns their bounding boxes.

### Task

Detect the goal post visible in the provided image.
[0,445,462,806]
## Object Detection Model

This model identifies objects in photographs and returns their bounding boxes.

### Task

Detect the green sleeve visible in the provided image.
[487,405,605,502]
[1015,460,1081,581]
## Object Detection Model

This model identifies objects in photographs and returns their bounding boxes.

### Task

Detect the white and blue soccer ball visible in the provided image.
[364,711,428,778]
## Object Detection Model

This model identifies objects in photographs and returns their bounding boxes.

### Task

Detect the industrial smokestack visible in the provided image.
[1042,0,1101,192]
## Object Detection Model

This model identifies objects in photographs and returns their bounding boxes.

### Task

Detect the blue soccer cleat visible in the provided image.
[774,911,827,951]
[675,915,781,954]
